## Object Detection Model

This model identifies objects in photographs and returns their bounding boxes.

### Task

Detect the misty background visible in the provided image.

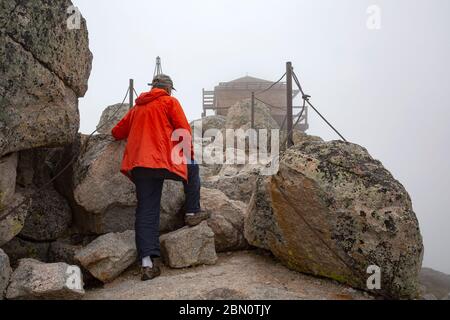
[73,0,450,273]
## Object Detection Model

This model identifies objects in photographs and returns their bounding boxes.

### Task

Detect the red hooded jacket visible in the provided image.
[111,88,193,181]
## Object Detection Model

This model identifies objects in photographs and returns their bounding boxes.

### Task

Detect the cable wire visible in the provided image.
[292,71,347,142]
[255,72,286,95]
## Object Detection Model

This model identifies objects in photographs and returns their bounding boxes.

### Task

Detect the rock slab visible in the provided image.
[201,188,249,252]
[75,230,137,283]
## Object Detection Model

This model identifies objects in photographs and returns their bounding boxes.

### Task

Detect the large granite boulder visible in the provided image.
[201,188,249,252]
[245,140,424,299]
[160,222,217,269]
[67,134,185,234]
[96,103,129,135]
[0,0,92,157]
[75,230,137,283]
[0,249,12,300]
[6,258,85,300]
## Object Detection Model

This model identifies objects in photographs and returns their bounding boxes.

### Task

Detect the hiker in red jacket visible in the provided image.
[112,74,209,281]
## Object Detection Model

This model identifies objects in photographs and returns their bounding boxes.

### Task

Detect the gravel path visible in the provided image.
[84,250,372,300]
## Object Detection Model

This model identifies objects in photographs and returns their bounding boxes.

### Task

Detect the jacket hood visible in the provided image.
[135,88,169,106]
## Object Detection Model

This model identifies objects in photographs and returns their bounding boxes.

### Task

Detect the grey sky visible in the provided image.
[74,0,450,273]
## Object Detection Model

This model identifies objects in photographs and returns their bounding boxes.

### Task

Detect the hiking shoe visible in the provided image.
[185,210,210,227]
[141,266,161,281]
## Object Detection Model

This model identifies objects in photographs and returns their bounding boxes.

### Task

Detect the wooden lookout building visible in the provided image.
[202,75,309,132]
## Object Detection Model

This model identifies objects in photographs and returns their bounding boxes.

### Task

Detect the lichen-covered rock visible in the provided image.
[244,140,424,299]
[0,0,92,157]
[1,237,50,267]
[19,188,72,241]
[0,249,12,300]
[0,153,18,210]
[96,103,129,135]
[201,188,249,252]
[160,222,217,268]
[0,193,30,246]
[69,134,184,234]
[6,258,85,300]
[75,231,137,283]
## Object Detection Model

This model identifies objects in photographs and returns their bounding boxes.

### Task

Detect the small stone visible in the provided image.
[160,222,217,269]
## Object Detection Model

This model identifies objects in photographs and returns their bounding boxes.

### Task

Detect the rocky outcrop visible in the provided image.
[6,258,85,300]
[0,249,12,300]
[245,140,424,299]
[160,222,217,269]
[0,0,92,157]
[201,188,249,252]
[75,230,137,283]
[66,134,185,234]
[96,103,129,135]
[419,267,450,300]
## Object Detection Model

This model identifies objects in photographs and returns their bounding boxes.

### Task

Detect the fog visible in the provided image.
[73,0,450,273]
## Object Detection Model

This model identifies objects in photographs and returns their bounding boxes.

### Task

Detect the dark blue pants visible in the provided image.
[132,163,201,260]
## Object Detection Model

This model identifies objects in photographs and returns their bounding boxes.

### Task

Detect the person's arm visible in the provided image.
[168,97,194,161]
[111,109,134,141]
